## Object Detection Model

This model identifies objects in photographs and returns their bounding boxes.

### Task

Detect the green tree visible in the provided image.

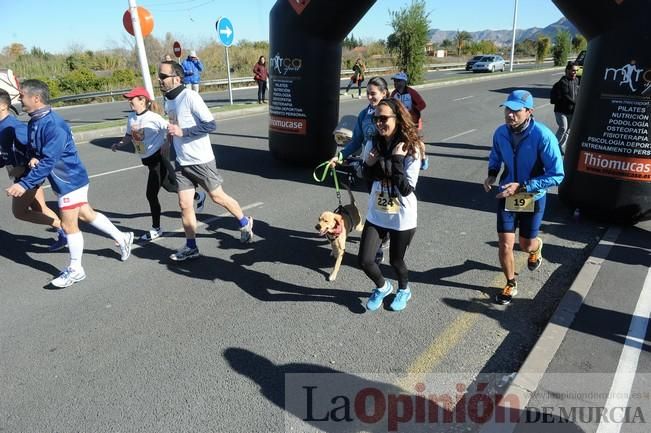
[388,0,430,84]
[515,39,537,57]
[440,39,454,51]
[552,30,571,66]
[453,31,473,56]
[468,40,498,55]
[343,34,361,50]
[571,34,587,53]
[536,36,551,64]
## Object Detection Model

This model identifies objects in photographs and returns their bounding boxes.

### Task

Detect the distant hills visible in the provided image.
[429,18,578,46]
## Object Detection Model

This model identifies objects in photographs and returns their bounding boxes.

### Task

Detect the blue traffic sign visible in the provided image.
[216,17,234,47]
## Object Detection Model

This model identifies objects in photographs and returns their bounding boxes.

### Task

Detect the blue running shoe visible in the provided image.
[390,289,412,311]
[48,233,68,252]
[366,281,393,311]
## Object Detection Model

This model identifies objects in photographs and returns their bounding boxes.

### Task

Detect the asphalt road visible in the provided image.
[54,62,547,127]
[0,69,608,432]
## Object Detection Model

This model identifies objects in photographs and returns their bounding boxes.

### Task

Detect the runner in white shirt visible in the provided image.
[112,87,207,242]
[158,61,255,261]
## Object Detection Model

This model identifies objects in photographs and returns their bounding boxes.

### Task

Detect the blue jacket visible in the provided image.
[488,118,564,200]
[18,108,89,195]
[0,115,29,169]
[341,105,375,159]
[181,57,204,85]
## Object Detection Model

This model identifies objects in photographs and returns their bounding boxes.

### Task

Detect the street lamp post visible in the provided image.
[509,0,519,72]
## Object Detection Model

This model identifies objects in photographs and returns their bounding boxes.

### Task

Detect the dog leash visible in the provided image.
[313,161,343,207]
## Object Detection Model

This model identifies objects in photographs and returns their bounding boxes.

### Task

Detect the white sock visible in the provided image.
[90,212,123,242]
[67,232,84,271]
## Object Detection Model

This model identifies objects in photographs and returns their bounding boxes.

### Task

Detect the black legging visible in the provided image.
[256,79,267,102]
[142,151,177,228]
[358,220,416,289]
[345,78,363,96]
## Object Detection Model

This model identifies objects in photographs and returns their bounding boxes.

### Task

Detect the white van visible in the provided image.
[0,68,20,114]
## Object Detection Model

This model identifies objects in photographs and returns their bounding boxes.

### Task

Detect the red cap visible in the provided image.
[123,87,152,100]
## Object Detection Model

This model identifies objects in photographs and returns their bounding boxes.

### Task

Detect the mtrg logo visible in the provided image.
[270,53,302,75]
[603,61,651,94]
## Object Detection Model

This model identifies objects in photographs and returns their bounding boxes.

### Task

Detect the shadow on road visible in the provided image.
[224,347,585,432]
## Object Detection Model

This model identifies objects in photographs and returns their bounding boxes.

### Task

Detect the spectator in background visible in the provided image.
[550,61,579,155]
[344,58,366,99]
[163,54,173,62]
[253,56,269,104]
[181,50,204,93]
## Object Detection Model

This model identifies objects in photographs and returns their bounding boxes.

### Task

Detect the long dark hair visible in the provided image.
[375,98,424,158]
[366,76,389,97]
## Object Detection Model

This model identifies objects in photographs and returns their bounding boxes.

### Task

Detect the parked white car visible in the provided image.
[472,55,506,73]
[0,68,20,114]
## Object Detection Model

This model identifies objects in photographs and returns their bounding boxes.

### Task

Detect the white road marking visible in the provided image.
[440,129,477,142]
[42,164,143,190]
[452,95,474,101]
[595,267,651,433]
[140,202,265,248]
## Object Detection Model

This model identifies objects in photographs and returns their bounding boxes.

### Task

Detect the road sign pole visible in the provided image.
[127,0,154,98]
[225,46,233,105]
[509,0,519,72]
[216,17,235,105]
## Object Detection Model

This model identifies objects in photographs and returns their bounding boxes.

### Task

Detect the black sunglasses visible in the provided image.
[372,114,396,124]
[158,72,177,80]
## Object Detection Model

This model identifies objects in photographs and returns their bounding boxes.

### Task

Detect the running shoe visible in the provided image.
[528,237,543,271]
[495,280,518,305]
[169,245,200,261]
[140,228,162,242]
[240,216,254,243]
[119,232,134,261]
[51,267,86,288]
[48,233,68,252]
[195,191,207,212]
[390,289,412,311]
[366,281,393,311]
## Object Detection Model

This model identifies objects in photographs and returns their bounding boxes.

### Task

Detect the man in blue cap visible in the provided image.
[483,90,564,305]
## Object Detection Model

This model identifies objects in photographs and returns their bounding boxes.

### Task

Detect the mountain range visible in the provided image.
[429,18,578,46]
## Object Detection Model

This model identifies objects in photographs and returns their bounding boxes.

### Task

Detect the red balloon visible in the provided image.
[123,7,154,37]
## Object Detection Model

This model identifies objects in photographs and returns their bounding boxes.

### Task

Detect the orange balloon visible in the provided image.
[123,7,154,37]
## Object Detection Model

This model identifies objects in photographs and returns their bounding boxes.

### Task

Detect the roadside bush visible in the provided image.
[553,30,571,67]
[38,77,61,99]
[57,68,103,94]
[111,69,136,86]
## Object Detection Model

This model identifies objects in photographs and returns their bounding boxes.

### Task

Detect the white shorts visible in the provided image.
[58,184,89,211]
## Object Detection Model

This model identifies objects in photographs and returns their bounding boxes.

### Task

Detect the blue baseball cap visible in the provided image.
[500,90,534,110]
[391,71,408,82]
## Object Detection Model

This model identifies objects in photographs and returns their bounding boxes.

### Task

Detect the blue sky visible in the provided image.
[3,0,564,54]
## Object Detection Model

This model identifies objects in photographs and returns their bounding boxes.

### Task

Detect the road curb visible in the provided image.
[73,104,269,144]
[479,225,622,433]
[72,66,561,144]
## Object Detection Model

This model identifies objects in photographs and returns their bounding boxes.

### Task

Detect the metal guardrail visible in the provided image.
[51,58,554,104]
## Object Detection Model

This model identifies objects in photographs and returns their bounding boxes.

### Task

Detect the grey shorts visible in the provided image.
[175,162,224,193]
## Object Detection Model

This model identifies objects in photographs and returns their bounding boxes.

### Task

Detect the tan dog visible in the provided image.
[315,186,363,281]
